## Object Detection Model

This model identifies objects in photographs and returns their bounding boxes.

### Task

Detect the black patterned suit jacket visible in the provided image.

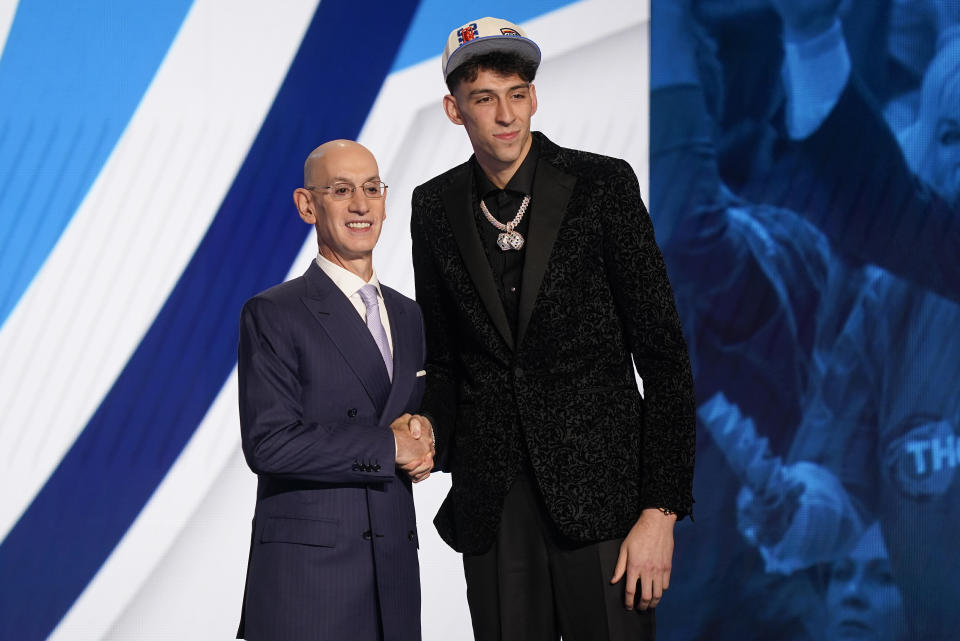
[411,132,696,554]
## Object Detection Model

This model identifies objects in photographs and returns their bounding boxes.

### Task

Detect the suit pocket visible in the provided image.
[260,516,338,547]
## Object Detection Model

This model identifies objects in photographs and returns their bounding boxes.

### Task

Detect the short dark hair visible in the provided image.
[445,50,538,94]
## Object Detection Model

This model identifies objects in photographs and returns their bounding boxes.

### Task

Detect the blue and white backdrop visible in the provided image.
[9,1,956,640]
[0,1,649,638]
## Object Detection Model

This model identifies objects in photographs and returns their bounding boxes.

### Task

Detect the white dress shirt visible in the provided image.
[315,253,393,354]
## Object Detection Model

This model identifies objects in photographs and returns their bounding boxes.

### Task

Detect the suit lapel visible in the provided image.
[517,157,577,346]
[442,169,515,350]
[378,288,417,426]
[299,263,392,412]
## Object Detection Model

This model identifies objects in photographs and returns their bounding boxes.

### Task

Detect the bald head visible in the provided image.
[303,139,378,187]
[293,139,387,281]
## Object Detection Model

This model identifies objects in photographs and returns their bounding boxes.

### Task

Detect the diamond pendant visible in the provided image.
[497,230,524,251]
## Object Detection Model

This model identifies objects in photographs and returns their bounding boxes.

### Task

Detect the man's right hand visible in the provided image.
[408,414,434,443]
[391,414,434,482]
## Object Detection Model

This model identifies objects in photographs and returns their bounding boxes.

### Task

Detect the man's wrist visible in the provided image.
[642,506,678,521]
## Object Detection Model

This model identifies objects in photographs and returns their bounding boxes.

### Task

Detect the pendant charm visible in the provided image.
[497,230,525,251]
[482,195,530,251]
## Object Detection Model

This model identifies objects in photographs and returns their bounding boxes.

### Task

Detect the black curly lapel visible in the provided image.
[441,172,515,350]
[411,132,696,554]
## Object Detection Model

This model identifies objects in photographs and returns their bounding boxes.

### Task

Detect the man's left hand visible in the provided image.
[610,508,677,610]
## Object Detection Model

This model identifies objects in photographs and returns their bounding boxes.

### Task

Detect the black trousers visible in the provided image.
[462,473,655,641]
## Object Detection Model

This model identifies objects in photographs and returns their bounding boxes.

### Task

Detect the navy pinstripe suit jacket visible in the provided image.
[237,262,425,641]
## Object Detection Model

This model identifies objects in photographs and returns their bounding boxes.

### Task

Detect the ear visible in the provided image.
[529,83,538,117]
[443,94,463,125]
[293,188,317,224]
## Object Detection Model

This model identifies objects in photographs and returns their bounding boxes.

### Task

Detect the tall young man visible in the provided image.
[409,18,696,641]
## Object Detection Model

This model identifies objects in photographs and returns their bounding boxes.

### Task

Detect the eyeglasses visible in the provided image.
[305,181,388,200]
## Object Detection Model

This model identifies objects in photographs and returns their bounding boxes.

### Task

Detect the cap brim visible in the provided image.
[444,35,541,79]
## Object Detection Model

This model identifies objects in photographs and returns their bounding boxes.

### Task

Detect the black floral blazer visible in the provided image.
[411,132,695,554]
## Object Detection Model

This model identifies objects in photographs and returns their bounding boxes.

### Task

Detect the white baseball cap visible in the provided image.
[441,17,541,80]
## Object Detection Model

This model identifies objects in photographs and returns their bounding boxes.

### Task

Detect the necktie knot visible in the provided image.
[358,284,379,310]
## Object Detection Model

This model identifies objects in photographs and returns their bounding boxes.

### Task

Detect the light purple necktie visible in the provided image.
[357,284,393,380]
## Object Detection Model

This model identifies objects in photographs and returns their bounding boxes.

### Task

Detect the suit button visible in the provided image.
[373,464,381,472]
[347,408,358,418]
[514,367,524,378]
[362,530,372,541]
[408,530,416,541]
[352,463,360,471]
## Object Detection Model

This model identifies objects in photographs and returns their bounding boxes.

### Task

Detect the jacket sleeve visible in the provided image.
[237,296,396,483]
[601,159,697,519]
[784,77,960,303]
[410,186,459,472]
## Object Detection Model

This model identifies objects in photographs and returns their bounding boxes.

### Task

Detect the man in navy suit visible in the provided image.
[236,140,433,641]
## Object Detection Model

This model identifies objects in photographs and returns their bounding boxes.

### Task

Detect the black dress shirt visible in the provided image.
[472,138,539,335]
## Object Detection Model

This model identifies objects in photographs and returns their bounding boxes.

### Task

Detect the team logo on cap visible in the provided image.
[500,28,521,36]
[457,23,479,46]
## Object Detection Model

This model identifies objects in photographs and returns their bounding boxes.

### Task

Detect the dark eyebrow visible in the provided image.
[467,83,530,97]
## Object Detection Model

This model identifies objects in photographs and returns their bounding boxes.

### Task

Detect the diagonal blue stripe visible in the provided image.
[0,0,194,329]
[0,1,421,638]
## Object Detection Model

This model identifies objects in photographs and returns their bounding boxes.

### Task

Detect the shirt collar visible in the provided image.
[314,253,382,300]
[474,134,540,198]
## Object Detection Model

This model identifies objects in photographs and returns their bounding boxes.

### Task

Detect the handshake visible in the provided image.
[390,413,435,483]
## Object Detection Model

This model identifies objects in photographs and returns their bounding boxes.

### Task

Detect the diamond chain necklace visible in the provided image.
[480,194,530,251]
